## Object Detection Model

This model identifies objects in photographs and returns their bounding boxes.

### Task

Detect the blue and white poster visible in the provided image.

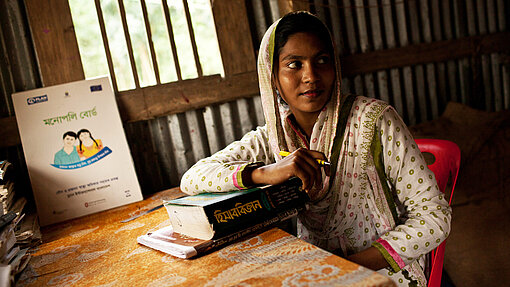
[12,77,143,226]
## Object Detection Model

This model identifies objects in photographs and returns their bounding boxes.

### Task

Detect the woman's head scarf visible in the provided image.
[257,11,344,198]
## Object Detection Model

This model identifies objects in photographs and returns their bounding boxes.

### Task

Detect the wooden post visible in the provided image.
[278,0,311,16]
[211,0,255,75]
[24,0,84,86]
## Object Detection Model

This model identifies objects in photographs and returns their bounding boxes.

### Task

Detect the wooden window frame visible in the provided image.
[23,0,259,123]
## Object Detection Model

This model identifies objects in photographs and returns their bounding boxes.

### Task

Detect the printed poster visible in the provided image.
[12,77,143,226]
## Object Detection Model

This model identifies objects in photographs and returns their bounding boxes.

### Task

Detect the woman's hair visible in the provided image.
[63,131,77,139]
[273,11,334,71]
[77,128,99,152]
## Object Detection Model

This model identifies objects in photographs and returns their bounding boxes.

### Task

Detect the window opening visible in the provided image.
[69,0,224,92]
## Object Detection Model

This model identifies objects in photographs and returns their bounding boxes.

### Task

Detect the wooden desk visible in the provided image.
[17,188,395,286]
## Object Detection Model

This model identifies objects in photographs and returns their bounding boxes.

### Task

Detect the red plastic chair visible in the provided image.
[415,139,461,287]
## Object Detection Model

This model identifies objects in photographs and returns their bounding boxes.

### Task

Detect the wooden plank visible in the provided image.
[117,71,259,122]
[340,32,510,77]
[278,0,310,15]
[24,0,84,86]
[0,116,20,148]
[277,0,293,15]
[211,0,255,75]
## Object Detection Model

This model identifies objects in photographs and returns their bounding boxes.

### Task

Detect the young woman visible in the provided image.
[76,129,103,160]
[180,11,450,286]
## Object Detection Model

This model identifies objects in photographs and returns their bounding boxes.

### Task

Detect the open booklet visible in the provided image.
[137,226,209,259]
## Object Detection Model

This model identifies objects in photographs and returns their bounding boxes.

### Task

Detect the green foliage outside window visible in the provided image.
[69,0,224,91]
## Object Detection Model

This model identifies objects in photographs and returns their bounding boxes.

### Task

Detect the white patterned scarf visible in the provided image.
[257,13,396,255]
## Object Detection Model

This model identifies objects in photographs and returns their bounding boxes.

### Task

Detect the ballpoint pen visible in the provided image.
[279,151,331,167]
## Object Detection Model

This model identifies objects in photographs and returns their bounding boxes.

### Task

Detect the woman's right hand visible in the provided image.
[247,148,329,200]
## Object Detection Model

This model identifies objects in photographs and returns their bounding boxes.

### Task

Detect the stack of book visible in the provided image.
[0,160,40,286]
[138,177,308,258]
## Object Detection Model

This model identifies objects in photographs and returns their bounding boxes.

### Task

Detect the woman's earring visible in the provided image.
[276,89,288,106]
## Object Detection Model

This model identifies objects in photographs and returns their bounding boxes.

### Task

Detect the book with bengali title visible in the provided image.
[163,177,308,240]
[11,77,143,226]
[138,207,303,259]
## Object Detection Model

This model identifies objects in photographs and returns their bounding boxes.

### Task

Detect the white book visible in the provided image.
[12,77,143,226]
[137,226,202,259]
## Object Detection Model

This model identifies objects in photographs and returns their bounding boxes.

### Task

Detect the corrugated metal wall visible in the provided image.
[1,0,508,195]
[0,0,41,198]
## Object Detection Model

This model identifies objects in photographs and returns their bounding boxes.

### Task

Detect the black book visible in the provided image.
[164,177,308,240]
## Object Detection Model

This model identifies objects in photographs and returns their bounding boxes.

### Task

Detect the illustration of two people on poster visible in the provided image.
[53,129,103,165]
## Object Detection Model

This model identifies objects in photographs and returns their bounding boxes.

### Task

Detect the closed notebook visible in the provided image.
[164,177,307,240]
[137,226,208,259]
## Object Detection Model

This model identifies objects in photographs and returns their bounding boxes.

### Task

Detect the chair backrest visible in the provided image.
[415,139,461,287]
[415,139,461,205]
